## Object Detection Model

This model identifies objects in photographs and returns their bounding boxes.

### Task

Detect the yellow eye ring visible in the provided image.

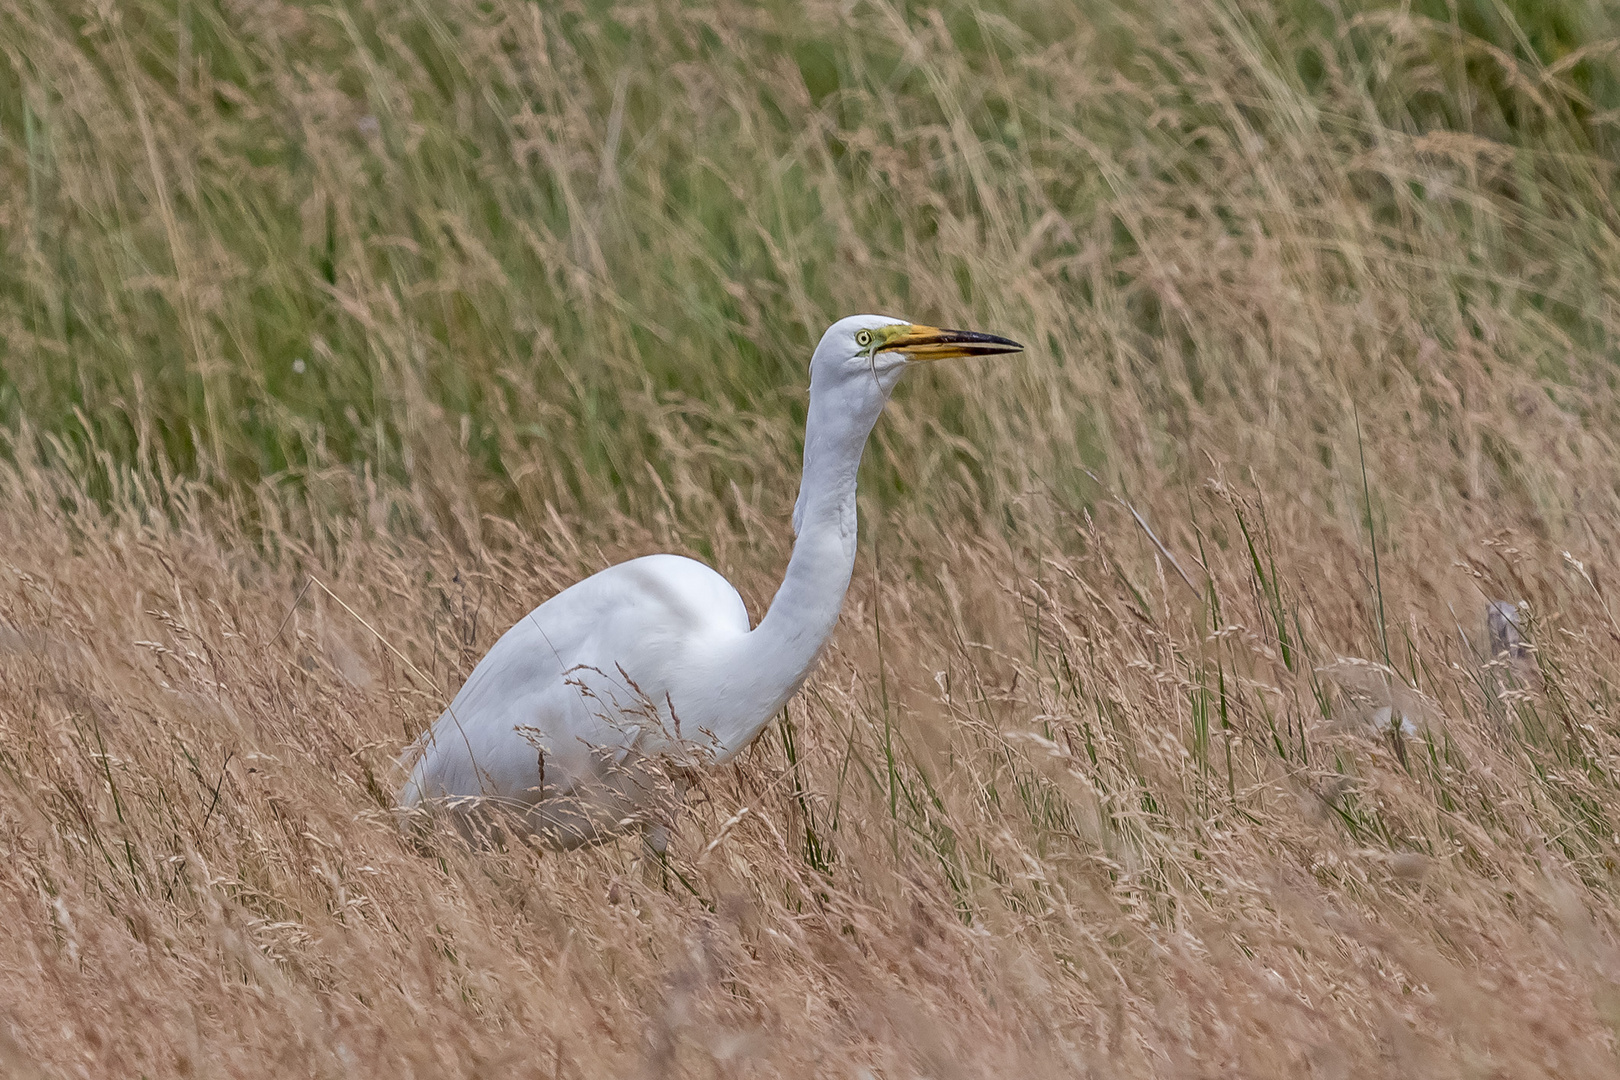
[856,329,873,347]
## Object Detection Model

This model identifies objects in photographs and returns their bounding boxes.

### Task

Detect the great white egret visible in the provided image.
[398,315,1023,849]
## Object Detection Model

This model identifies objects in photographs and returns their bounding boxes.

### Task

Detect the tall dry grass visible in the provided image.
[4,0,1620,1075]
[9,426,1620,1077]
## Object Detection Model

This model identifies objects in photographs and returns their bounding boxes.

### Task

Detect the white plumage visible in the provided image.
[398,314,1023,849]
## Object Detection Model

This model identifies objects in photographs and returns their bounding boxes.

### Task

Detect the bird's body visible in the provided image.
[399,315,1022,848]
[403,554,752,846]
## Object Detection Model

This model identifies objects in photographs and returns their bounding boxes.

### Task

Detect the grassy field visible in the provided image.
[4,0,1620,1074]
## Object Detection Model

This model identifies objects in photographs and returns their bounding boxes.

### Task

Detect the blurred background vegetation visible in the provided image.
[1,0,1617,556]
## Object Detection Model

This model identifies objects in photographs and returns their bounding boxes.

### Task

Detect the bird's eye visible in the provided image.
[856,329,873,347]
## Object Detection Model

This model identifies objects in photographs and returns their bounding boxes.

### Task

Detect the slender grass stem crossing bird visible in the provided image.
[398,315,1024,850]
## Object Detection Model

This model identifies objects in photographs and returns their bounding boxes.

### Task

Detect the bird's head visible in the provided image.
[810,314,1024,398]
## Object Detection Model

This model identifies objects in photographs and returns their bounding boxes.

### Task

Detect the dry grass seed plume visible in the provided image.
[3,0,1620,1076]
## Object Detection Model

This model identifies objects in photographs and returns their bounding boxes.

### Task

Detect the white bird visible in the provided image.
[398,315,1023,850]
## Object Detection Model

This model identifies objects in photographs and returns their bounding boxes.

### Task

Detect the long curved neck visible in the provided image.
[703,379,888,760]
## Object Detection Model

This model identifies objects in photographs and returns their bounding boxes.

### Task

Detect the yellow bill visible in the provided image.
[877,324,1025,361]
